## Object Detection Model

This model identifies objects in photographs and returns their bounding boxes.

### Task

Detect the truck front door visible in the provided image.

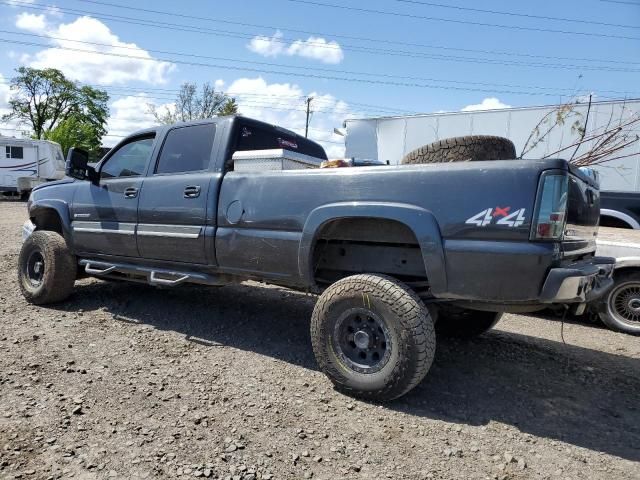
[71,135,155,258]
[136,123,218,265]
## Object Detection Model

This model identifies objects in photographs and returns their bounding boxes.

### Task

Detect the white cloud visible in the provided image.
[0,73,28,138]
[226,77,350,157]
[287,37,344,64]
[248,30,345,65]
[248,30,286,58]
[15,12,47,32]
[461,97,511,112]
[104,94,162,146]
[16,16,176,85]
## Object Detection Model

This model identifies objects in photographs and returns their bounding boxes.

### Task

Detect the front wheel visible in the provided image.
[597,271,640,336]
[311,274,436,401]
[18,230,77,304]
[435,305,502,338]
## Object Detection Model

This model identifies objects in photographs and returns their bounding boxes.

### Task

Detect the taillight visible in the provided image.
[531,173,568,240]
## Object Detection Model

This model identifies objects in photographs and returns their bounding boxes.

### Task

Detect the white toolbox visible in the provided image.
[232,149,323,171]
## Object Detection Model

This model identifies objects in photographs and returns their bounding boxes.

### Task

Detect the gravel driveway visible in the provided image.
[1,200,638,479]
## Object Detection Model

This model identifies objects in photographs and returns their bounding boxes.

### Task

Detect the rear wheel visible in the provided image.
[311,274,436,401]
[18,230,77,304]
[597,271,640,335]
[402,135,516,164]
[435,305,502,337]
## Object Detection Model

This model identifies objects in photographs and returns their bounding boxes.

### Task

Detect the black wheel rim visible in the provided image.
[609,282,640,327]
[332,307,392,374]
[25,250,45,287]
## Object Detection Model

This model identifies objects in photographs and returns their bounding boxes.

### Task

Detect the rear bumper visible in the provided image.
[539,256,615,304]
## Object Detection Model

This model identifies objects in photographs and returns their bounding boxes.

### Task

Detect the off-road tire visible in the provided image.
[402,135,517,164]
[435,306,502,338]
[18,230,77,305]
[311,274,436,401]
[596,271,640,336]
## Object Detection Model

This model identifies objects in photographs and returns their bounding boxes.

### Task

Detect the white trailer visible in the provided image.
[344,99,640,193]
[0,137,66,196]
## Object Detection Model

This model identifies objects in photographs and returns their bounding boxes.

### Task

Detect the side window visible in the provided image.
[155,124,216,175]
[100,136,155,179]
[6,146,24,159]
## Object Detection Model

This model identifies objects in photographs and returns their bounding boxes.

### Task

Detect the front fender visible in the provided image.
[298,202,447,293]
[29,199,74,249]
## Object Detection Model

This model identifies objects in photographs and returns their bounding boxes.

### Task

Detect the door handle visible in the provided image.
[124,187,139,199]
[184,185,201,198]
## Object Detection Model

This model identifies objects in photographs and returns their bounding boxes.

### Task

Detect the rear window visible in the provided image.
[234,124,327,160]
[156,124,216,174]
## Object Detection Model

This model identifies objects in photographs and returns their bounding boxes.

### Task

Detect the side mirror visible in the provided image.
[65,147,98,184]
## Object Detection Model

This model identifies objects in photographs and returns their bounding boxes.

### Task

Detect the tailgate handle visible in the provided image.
[184,185,201,198]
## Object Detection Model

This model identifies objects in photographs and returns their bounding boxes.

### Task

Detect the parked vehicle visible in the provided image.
[593,240,640,335]
[599,191,640,229]
[18,116,614,400]
[0,137,65,197]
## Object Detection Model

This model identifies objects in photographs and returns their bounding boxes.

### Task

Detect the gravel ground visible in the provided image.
[1,200,639,480]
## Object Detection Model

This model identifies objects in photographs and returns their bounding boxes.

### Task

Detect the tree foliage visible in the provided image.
[148,82,238,124]
[1,67,109,152]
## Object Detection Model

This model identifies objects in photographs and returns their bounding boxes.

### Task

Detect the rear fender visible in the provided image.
[299,202,446,292]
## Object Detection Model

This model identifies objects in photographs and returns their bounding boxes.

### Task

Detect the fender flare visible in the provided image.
[29,199,74,248]
[298,202,447,293]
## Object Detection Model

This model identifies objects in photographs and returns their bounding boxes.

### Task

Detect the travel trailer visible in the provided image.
[0,137,65,197]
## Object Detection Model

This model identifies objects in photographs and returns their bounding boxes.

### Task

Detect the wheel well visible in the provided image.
[311,217,428,290]
[31,209,64,236]
[600,215,633,229]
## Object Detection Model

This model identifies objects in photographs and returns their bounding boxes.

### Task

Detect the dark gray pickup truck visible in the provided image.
[19,116,614,400]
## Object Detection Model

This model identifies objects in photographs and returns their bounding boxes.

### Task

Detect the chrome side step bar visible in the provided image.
[79,260,226,287]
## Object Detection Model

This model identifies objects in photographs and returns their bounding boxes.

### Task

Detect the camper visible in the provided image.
[0,137,66,197]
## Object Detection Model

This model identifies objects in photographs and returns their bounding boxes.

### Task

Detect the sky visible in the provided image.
[0,0,638,156]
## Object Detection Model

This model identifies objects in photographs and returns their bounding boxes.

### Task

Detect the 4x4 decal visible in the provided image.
[465,207,526,227]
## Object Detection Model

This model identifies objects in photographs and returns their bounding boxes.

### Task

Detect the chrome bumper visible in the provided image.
[540,257,615,304]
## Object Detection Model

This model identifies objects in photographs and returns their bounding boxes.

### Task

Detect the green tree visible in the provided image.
[44,115,101,157]
[2,67,109,148]
[148,82,238,124]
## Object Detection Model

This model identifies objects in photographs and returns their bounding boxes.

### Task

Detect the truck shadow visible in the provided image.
[61,279,640,462]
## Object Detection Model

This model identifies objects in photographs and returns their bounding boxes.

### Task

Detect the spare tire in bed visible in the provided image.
[401,135,517,164]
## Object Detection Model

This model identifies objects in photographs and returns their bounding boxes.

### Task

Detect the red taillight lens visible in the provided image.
[531,173,568,240]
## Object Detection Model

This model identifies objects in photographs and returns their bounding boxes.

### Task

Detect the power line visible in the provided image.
[3,30,638,96]
[281,0,640,41]
[4,37,625,98]
[600,0,640,5]
[6,1,639,72]
[393,0,640,29]
[0,32,637,101]
[76,0,639,66]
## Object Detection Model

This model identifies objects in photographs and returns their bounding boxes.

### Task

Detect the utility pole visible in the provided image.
[305,96,313,138]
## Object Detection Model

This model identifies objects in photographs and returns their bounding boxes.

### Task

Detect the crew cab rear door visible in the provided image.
[136,123,218,265]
